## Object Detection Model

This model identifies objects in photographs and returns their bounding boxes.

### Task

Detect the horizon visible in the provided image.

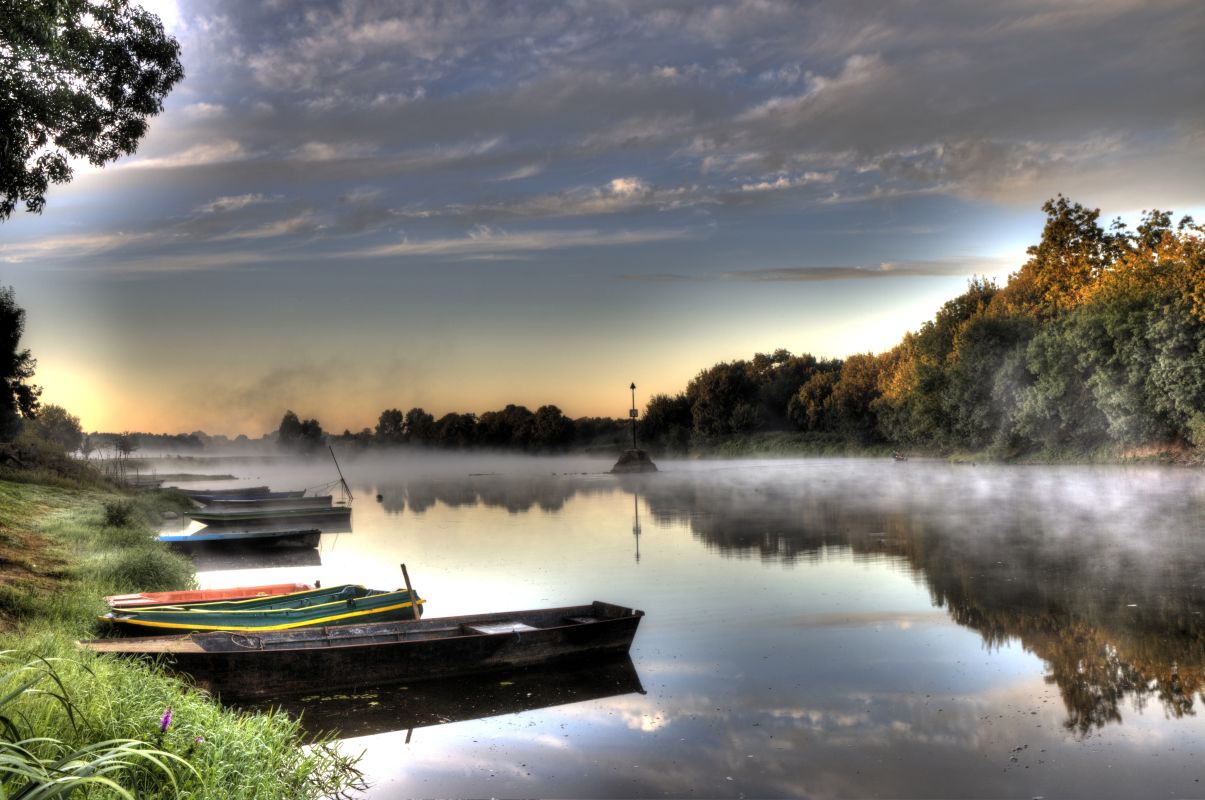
[4,1,1202,436]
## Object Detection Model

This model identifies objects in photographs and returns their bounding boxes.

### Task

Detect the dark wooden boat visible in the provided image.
[202,495,333,511]
[98,585,423,634]
[179,486,272,498]
[106,582,314,609]
[79,601,644,700]
[158,528,323,549]
[187,506,351,527]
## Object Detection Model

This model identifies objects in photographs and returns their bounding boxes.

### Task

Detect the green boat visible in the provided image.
[98,584,423,635]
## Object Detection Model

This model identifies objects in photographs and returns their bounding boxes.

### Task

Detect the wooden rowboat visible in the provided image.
[178,486,272,498]
[201,495,333,511]
[187,506,351,527]
[106,582,314,609]
[158,528,323,549]
[80,601,644,700]
[98,585,423,635]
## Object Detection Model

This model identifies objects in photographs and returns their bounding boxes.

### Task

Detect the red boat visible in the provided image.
[105,582,315,609]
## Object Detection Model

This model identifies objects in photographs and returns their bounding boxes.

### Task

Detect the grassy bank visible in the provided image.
[0,475,364,799]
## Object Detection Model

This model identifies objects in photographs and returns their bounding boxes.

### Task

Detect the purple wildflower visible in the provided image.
[159,707,173,733]
[195,736,204,745]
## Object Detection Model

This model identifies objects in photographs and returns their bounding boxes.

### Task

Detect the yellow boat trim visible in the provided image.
[105,599,425,632]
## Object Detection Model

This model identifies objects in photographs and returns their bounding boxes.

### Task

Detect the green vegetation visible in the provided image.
[0,0,184,220]
[0,479,365,798]
[638,197,1204,462]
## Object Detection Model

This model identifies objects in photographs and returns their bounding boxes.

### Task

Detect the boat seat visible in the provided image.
[464,622,539,635]
[563,616,598,624]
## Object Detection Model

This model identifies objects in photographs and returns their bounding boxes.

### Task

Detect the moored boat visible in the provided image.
[179,486,272,499]
[106,582,314,609]
[97,584,423,635]
[202,495,333,511]
[79,600,644,700]
[158,528,323,549]
[187,505,351,527]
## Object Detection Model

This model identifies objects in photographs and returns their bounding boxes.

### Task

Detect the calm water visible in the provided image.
[156,454,1205,798]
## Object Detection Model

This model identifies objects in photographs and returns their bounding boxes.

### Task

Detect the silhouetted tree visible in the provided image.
[640,393,692,450]
[375,408,404,443]
[433,413,478,448]
[0,0,184,219]
[530,405,573,450]
[477,404,534,448]
[278,410,324,451]
[0,286,40,439]
[404,407,435,445]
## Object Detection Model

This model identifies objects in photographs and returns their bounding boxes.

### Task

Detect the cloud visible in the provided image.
[122,139,248,169]
[195,193,276,214]
[351,225,695,259]
[620,256,1016,283]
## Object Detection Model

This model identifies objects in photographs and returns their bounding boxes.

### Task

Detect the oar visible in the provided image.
[400,563,420,620]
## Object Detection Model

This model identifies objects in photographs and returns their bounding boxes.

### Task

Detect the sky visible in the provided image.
[3,0,1203,436]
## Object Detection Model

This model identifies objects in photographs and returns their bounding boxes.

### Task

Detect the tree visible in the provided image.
[640,393,692,450]
[477,404,534,449]
[998,196,1120,317]
[0,286,40,439]
[433,413,478,448]
[375,408,404,443]
[0,0,184,219]
[403,407,435,445]
[530,405,573,450]
[277,409,324,451]
[25,403,81,451]
[113,431,138,457]
[686,361,757,437]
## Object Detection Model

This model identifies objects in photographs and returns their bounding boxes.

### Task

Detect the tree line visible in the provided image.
[275,197,1202,458]
[276,406,627,453]
[4,196,1202,463]
[639,197,1204,456]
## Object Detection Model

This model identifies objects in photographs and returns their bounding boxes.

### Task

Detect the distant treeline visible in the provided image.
[45,196,1203,461]
[278,197,1201,459]
[278,407,629,453]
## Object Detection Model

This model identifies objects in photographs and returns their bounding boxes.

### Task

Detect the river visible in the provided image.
[153,453,1205,798]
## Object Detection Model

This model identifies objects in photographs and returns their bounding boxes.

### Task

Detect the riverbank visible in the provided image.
[0,473,365,799]
[648,432,1202,465]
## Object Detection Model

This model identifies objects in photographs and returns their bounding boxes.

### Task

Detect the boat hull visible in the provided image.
[106,583,314,609]
[81,601,643,700]
[187,506,351,527]
[158,528,322,549]
[99,587,423,634]
[202,496,333,511]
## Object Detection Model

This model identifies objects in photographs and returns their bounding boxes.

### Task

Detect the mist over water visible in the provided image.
[150,453,1205,798]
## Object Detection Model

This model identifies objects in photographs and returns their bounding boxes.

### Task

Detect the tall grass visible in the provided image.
[0,479,367,798]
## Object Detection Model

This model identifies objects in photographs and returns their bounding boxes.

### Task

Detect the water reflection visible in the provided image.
[252,656,645,741]
[185,545,323,571]
[361,464,1205,737]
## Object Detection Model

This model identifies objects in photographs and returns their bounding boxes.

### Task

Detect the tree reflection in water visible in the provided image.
[371,463,1204,736]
